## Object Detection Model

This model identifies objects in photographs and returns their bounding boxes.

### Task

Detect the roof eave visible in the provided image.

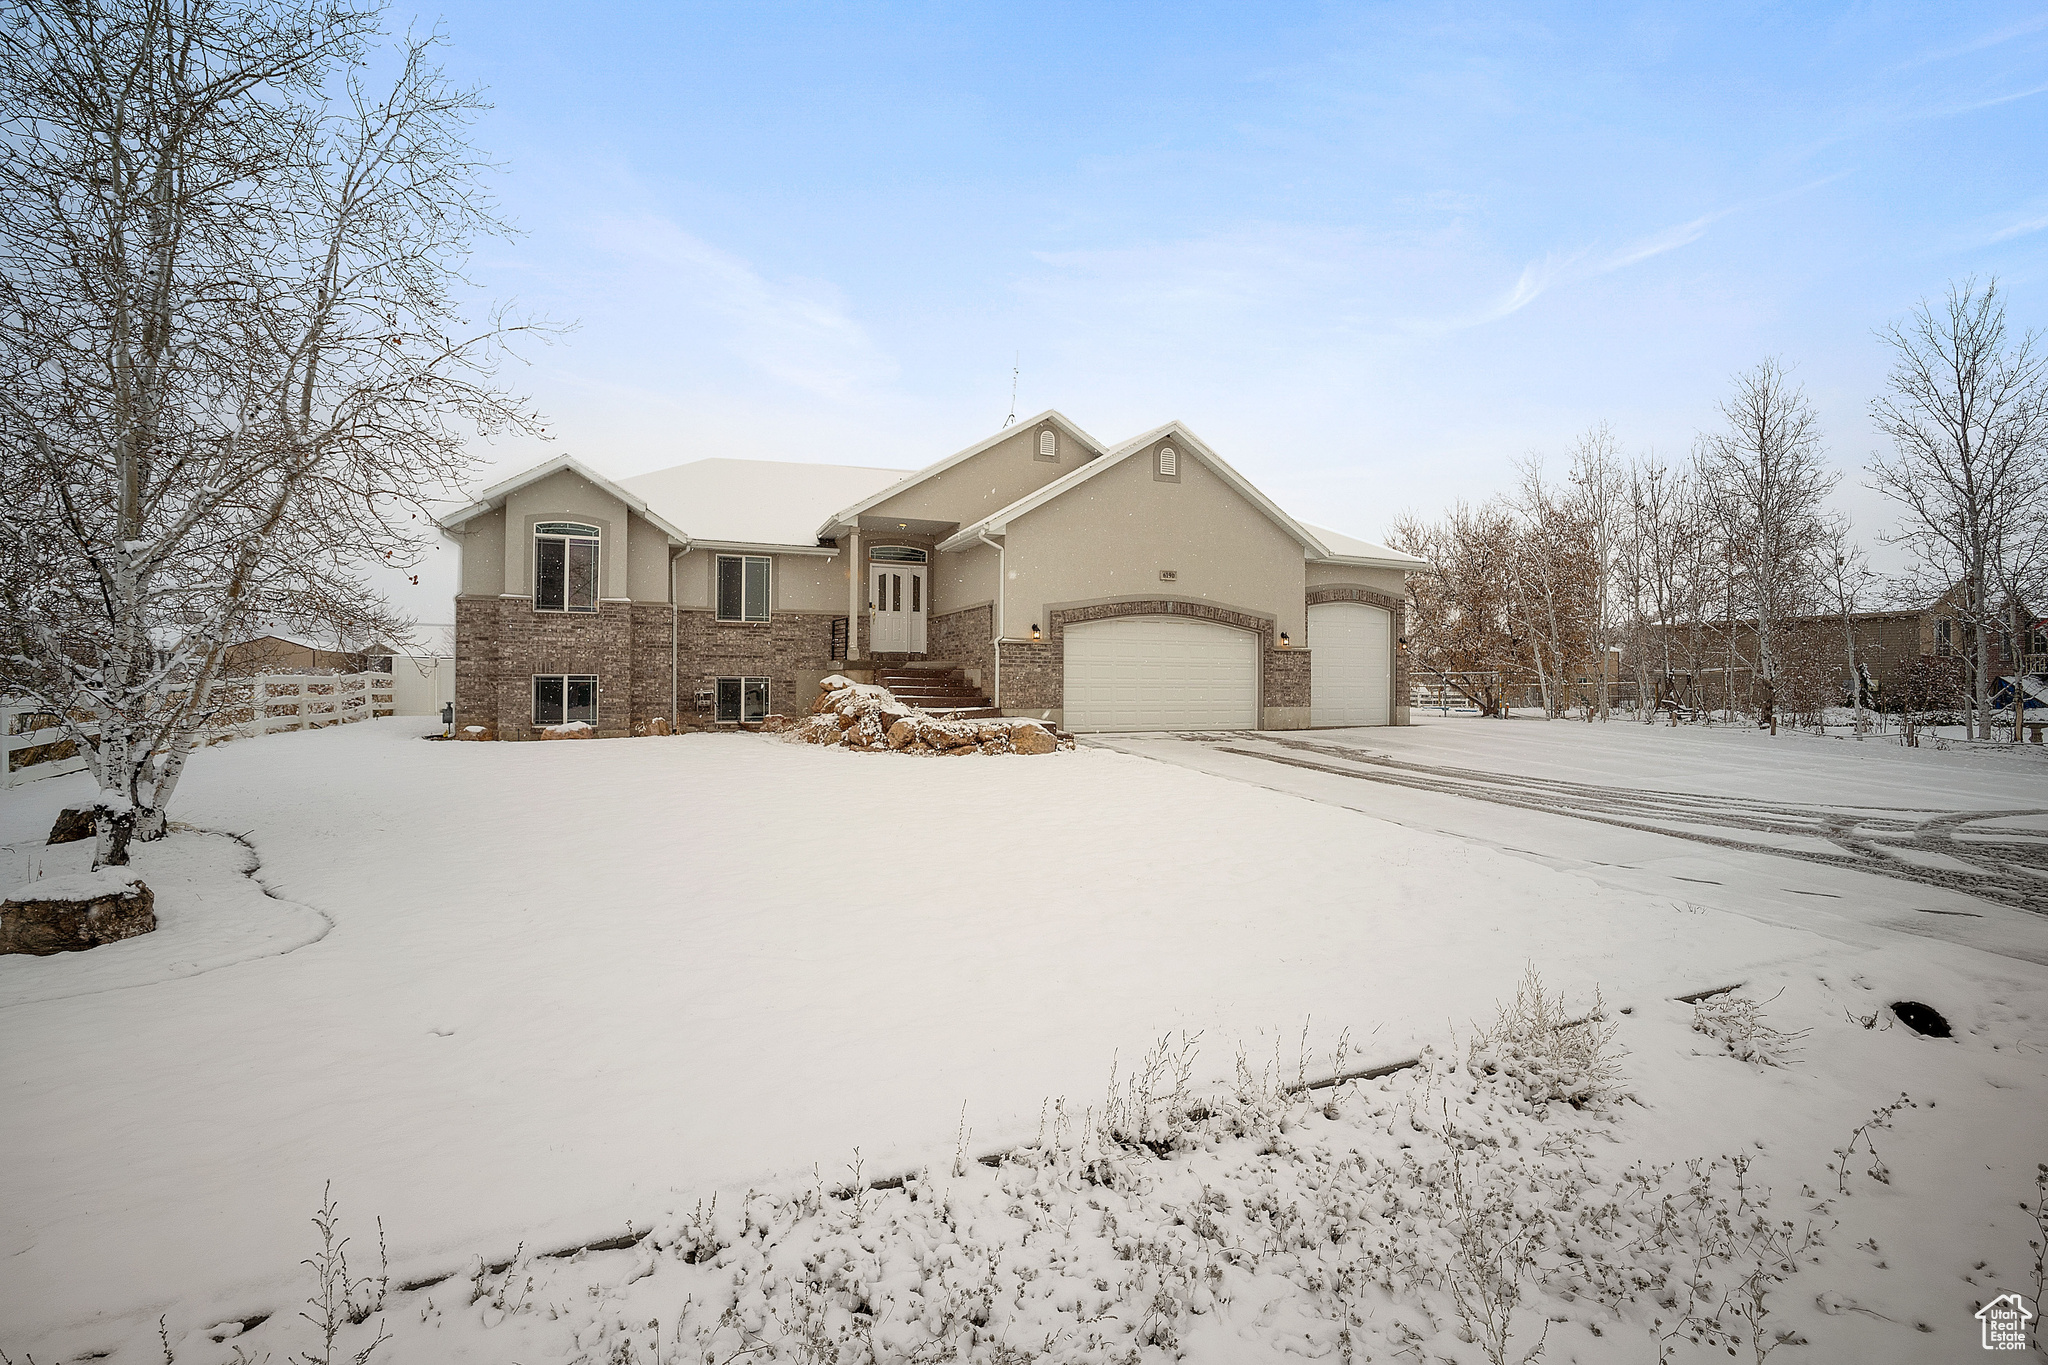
[814,409,1107,539]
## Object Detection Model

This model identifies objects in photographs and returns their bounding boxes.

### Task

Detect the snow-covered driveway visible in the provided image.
[2,716,2044,1357]
[1097,716,2048,964]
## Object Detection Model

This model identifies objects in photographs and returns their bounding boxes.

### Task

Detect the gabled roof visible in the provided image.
[936,420,1332,556]
[1301,523,1430,570]
[816,409,1106,538]
[437,455,694,545]
[620,458,907,552]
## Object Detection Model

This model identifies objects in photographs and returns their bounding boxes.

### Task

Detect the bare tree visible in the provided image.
[1821,522,1875,733]
[1566,424,1624,720]
[1697,359,1837,731]
[1391,504,1523,716]
[1870,278,2048,741]
[0,0,545,864]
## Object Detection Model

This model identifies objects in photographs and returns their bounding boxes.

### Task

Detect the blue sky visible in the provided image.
[396,2,2048,614]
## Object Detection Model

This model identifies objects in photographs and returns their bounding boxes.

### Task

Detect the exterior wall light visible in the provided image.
[1030,623,1042,641]
[1278,632,1291,648]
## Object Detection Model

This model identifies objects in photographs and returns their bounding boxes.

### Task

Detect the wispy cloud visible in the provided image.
[1892,12,2048,71]
[1984,212,2048,245]
[585,215,897,400]
[1476,211,1719,325]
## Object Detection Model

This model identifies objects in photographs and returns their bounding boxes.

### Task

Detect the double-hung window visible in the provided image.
[716,554,772,622]
[534,522,600,612]
[716,677,770,723]
[534,675,598,725]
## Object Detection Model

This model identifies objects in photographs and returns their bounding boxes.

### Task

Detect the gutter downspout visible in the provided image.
[669,538,689,728]
[978,529,1004,710]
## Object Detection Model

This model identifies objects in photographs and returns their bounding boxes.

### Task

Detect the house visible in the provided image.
[222,632,368,676]
[438,411,1425,738]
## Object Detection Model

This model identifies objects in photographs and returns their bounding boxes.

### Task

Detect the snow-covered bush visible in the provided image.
[1465,965,1625,1114]
[1692,990,1808,1068]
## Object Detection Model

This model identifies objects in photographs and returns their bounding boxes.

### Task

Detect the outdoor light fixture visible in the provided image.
[1398,636,1410,652]
[1031,623,1041,641]
[1279,632,1290,648]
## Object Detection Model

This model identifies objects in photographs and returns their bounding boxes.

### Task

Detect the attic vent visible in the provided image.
[1157,445,1177,477]
[1037,429,1057,461]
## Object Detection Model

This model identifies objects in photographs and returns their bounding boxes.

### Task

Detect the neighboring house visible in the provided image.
[438,411,1426,738]
[223,633,367,676]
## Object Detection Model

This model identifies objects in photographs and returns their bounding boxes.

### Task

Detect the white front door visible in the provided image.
[870,565,927,654]
[1309,602,1391,726]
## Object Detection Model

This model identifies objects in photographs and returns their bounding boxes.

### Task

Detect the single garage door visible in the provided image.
[1063,616,1259,732]
[1309,601,1391,726]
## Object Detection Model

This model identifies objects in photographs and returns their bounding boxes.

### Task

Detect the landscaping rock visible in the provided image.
[1,871,156,956]
[459,725,495,741]
[47,805,95,845]
[759,714,791,734]
[1011,723,1058,755]
[633,717,673,737]
[541,722,595,740]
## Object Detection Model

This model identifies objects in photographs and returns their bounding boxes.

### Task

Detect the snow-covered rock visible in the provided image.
[791,675,1069,755]
[1,869,155,956]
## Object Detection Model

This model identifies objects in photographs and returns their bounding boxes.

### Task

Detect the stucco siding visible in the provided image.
[1306,561,1408,599]
[866,424,1094,528]
[503,468,633,601]
[672,546,847,615]
[1002,449,1308,641]
[455,505,507,596]
[933,541,999,624]
[626,511,673,603]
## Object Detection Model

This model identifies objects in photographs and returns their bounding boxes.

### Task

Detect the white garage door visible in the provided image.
[1309,602,1391,727]
[1063,616,1259,732]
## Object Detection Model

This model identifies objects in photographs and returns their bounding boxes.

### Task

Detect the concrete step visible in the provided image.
[924,706,1004,721]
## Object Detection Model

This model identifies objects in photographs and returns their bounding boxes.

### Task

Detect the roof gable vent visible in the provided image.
[1157,445,1177,477]
[1038,429,1057,460]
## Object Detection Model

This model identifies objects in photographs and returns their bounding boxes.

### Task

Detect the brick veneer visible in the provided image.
[455,595,635,738]
[928,604,995,689]
[674,609,840,724]
[455,595,839,737]
[996,598,1299,715]
[1306,583,1410,722]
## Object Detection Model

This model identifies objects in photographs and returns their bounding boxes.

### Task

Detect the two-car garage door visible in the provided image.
[1063,616,1258,732]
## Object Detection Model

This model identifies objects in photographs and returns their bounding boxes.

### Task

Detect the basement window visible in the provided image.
[534,675,597,726]
[534,522,600,612]
[716,677,770,723]
[716,554,772,622]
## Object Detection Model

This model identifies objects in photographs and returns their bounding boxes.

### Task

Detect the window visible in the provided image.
[1037,428,1057,461]
[1935,618,1952,655]
[716,554,772,621]
[869,545,927,563]
[534,674,598,725]
[1157,445,1178,477]
[534,522,600,612]
[715,676,770,723]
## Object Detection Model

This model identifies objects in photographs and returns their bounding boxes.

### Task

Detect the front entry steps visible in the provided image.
[874,664,1000,721]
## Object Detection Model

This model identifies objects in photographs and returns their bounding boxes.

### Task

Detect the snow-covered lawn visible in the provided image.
[1,717,2043,1363]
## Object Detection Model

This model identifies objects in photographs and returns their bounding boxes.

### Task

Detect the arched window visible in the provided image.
[869,545,928,563]
[534,522,600,613]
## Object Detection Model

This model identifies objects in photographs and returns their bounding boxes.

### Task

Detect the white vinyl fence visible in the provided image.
[2,671,395,789]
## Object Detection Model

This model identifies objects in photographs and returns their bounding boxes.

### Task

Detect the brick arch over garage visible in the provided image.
[995,597,1308,715]
[1306,583,1409,717]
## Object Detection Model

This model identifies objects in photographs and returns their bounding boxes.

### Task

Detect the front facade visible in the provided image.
[441,412,1424,739]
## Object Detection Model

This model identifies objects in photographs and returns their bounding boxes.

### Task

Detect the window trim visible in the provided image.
[533,522,601,614]
[715,553,773,622]
[714,675,771,723]
[532,673,599,726]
